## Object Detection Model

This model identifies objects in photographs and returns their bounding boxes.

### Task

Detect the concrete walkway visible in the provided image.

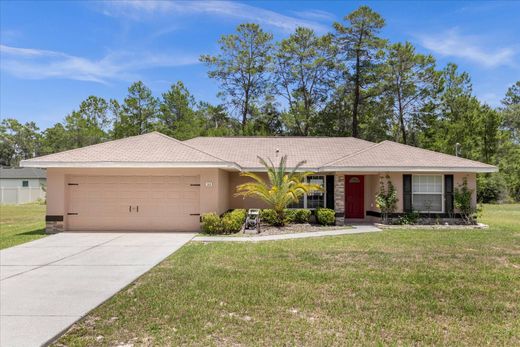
[0,232,195,347]
[193,225,381,242]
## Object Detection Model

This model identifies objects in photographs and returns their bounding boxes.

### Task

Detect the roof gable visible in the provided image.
[21,132,235,168]
[323,140,497,171]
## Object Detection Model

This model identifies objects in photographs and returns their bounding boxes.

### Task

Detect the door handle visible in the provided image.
[129,205,131,212]
[136,205,139,213]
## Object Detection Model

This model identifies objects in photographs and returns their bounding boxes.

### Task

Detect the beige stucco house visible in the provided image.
[20,132,497,233]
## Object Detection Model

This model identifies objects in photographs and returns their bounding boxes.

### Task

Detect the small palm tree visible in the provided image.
[235,155,322,226]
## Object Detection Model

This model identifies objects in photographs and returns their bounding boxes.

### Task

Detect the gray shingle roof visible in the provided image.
[184,136,375,169]
[0,167,46,179]
[20,132,497,173]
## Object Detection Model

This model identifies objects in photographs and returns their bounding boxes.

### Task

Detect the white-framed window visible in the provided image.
[412,175,443,213]
[288,175,326,209]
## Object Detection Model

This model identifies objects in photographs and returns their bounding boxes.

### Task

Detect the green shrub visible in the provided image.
[454,177,477,224]
[201,213,223,234]
[283,209,296,224]
[261,208,312,226]
[202,210,246,234]
[289,209,311,223]
[375,175,398,223]
[260,209,279,225]
[221,209,246,233]
[395,211,419,225]
[316,208,335,225]
[477,173,508,203]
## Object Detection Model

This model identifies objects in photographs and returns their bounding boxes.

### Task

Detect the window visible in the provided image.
[306,176,325,209]
[22,180,29,187]
[412,175,443,212]
[288,175,326,209]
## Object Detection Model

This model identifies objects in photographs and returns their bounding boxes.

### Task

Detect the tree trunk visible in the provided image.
[397,87,407,144]
[352,51,361,138]
[242,89,249,132]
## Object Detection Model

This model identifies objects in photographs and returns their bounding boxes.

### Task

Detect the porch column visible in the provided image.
[334,174,345,225]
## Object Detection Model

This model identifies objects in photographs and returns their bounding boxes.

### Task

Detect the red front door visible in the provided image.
[345,175,364,219]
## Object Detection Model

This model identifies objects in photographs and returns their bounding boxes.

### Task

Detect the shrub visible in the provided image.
[260,209,279,226]
[454,177,477,224]
[284,209,296,224]
[201,213,223,234]
[294,209,312,223]
[477,173,508,203]
[375,175,398,223]
[316,208,335,225]
[395,211,419,225]
[285,209,311,224]
[221,209,246,233]
[201,209,247,234]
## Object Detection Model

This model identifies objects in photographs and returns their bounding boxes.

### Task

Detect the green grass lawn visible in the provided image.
[0,202,46,250]
[53,204,520,346]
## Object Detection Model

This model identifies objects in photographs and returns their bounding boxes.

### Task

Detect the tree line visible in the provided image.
[1,6,519,202]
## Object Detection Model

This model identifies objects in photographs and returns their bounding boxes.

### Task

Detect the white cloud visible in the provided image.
[292,9,336,22]
[0,45,199,84]
[417,29,518,68]
[98,0,329,34]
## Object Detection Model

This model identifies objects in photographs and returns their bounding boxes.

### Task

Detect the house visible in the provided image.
[20,132,497,233]
[0,167,46,204]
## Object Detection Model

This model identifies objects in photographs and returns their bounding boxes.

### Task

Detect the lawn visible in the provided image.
[0,202,46,250]
[53,204,520,346]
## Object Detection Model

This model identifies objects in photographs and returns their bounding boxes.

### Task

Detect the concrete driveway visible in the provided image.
[0,232,195,347]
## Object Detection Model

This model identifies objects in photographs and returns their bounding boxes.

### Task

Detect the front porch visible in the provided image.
[333,173,390,225]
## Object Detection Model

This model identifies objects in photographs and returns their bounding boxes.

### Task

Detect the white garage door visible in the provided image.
[67,175,200,231]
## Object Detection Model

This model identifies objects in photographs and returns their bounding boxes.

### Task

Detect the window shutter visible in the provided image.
[403,175,412,212]
[326,175,334,209]
[444,175,454,214]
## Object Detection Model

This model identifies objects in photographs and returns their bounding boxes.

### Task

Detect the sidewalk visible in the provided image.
[193,225,381,242]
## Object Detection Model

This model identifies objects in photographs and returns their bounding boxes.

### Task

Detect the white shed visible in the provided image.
[0,167,46,204]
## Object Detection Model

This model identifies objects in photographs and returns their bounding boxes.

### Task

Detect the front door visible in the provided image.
[345,175,364,219]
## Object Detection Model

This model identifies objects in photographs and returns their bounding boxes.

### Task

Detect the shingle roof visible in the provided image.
[0,167,46,179]
[322,140,497,171]
[20,132,497,172]
[21,132,235,168]
[184,136,375,169]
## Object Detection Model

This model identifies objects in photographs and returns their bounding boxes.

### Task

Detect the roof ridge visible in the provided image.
[380,140,496,167]
[320,142,384,168]
[152,132,240,167]
[186,136,375,140]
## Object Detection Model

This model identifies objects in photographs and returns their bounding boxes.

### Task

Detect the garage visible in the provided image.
[66,175,201,231]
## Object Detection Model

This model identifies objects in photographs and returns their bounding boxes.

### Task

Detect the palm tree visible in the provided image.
[235,155,322,226]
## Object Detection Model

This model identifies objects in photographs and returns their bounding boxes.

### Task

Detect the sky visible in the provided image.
[1,0,519,130]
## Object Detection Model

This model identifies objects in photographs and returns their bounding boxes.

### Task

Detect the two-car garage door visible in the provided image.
[67,175,200,231]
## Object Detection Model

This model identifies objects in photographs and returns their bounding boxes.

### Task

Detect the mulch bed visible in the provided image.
[254,223,346,236]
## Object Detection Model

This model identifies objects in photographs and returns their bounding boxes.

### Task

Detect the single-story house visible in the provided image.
[20,132,497,233]
[0,167,46,204]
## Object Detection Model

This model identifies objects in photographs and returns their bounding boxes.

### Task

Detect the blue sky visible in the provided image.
[1,0,519,129]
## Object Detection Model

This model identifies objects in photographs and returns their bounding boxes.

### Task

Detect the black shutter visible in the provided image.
[326,175,334,209]
[444,174,454,214]
[403,175,412,212]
